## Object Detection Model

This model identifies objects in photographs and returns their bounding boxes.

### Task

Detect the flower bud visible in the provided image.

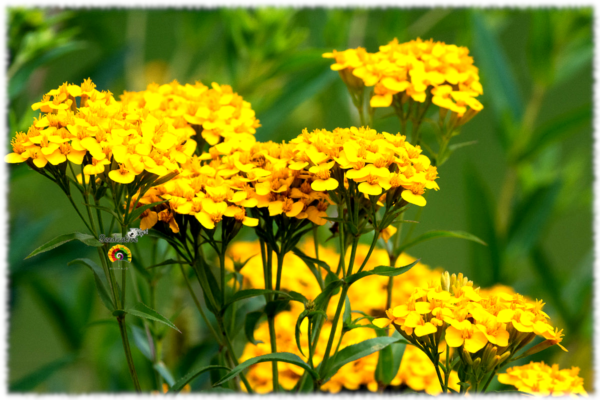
[519,340,555,358]
[461,347,473,365]
[440,271,450,292]
[473,357,481,370]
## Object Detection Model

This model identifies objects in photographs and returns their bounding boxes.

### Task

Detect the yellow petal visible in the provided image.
[401,190,426,207]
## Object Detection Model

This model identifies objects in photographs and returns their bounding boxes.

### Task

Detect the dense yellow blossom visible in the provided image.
[324,38,483,120]
[231,240,458,394]
[373,271,567,385]
[291,126,439,207]
[498,361,587,397]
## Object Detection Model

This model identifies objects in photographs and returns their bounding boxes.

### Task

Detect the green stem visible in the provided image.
[117,316,142,392]
[317,284,349,388]
[179,263,222,345]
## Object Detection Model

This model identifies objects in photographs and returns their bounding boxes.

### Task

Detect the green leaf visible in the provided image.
[508,181,561,256]
[322,336,399,381]
[154,361,176,387]
[26,232,103,259]
[517,105,592,162]
[395,230,486,256]
[68,258,114,312]
[375,333,394,384]
[130,325,153,361]
[314,279,343,310]
[127,200,168,225]
[9,354,77,391]
[287,291,309,305]
[343,296,352,327]
[169,365,230,393]
[292,247,333,274]
[148,171,179,188]
[222,289,290,313]
[245,311,265,345]
[346,260,420,286]
[256,68,337,142]
[295,309,327,356]
[471,11,524,127]
[464,165,501,286]
[146,258,188,269]
[387,331,406,385]
[214,353,318,387]
[126,302,181,333]
[85,204,123,222]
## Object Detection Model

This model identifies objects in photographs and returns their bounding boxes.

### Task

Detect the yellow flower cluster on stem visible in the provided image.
[373,271,568,393]
[230,240,461,394]
[498,361,587,397]
[324,38,483,166]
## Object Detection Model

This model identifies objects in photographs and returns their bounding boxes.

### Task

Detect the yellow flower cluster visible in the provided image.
[139,124,439,233]
[373,273,567,360]
[291,126,439,206]
[498,361,587,397]
[120,80,260,147]
[5,79,258,188]
[231,240,458,394]
[137,139,334,233]
[324,38,483,118]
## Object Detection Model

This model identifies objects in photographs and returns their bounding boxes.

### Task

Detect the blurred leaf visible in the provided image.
[125,302,181,333]
[222,289,289,313]
[28,279,83,350]
[346,259,419,285]
[322,336,399,381]
[395,230,486,256]
[26,232,102,259]
[146,258,187,269]
[256,68,337,142]
[464,165,502,286]
[130,324,153,361]
[507,181,561,256]
[528,11,554,85]
[214,353,317,386]
[471,11,524,136]
[154,361,176,387]
[245,310,264,345]
[9,41,85,100]
[530,245,574,328]
[169,365,230,393]
[517,105,591,163]
[9,353,77,392]
[68,258,114,312]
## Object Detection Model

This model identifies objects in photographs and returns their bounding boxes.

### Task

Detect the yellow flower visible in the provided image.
[109,164,136,184]
[498,362,587,397]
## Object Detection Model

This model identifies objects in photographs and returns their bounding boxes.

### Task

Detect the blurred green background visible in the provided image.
[7,7,593,393]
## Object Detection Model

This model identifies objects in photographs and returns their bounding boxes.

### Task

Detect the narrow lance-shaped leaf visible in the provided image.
[126,200,167,225]
[214,353,318,387]
[154,361,176,387]
[125,302,181,333]
[321,336,400,381]
[146,258,188,269]
[346,260,420,286]
[168,365,230,393]
[26,232,103,259]
[222,289,290,313]
[245,311,265,345]
[68,258,114,311]
[395,230,486,257]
